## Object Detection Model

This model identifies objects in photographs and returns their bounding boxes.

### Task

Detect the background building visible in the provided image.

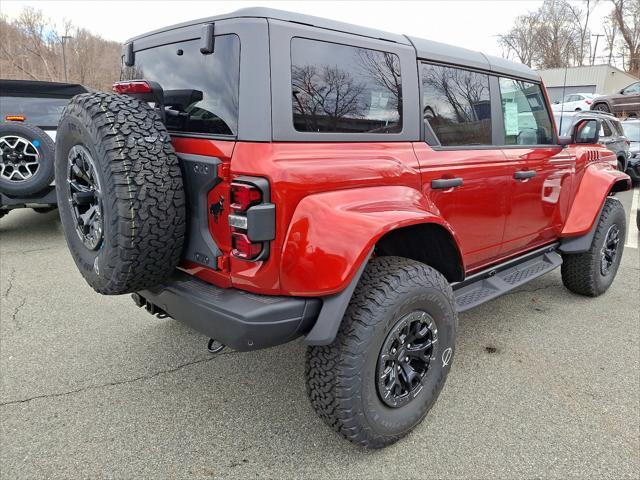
[539,65,639,103]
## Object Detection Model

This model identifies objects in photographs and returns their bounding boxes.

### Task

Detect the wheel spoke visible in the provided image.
[67,145,104,250]
[377,311,438,408]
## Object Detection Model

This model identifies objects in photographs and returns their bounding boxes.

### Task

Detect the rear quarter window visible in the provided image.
[290,38,402,134]
[122,34,240,136]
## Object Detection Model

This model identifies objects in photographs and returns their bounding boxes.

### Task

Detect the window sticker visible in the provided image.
[504,101,519,136]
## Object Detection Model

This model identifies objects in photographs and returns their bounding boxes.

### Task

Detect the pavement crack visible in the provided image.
[0,351,236,407]
[2,246,64,255]
[9,297,27,326]
[1,267,15,298]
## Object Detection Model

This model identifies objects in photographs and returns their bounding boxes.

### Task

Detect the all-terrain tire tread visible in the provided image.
[58,92,185,294]
[561,197,625,297]
[305,256,456,448]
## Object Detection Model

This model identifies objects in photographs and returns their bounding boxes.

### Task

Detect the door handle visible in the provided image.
[514,170,536,180]
[431,177,463,189]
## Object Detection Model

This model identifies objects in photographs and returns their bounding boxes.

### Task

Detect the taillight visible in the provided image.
[230,182,262,211]
[112,80,152,94]
[585,99,593,105]
[231,232,263,260]
[227,178,275,262]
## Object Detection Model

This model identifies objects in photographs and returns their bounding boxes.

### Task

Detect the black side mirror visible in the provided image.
[573,118,601,144]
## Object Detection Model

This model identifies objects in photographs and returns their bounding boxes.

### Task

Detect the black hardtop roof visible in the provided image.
[0,79,89,97]
[126,7,539,82]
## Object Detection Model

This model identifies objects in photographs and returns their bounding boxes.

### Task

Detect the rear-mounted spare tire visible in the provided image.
[55,92,186,295]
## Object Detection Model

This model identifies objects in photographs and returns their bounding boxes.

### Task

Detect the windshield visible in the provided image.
[121,34,240,136]
[0,96,70,128]
[553,113,574,136]
[623,122,640,143]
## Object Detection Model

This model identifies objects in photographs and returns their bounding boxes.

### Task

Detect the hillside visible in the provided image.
[0,8,121,91]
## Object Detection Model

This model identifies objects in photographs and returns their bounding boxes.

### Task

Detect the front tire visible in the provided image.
[592,103,610,113]
[306,257,457,448]
[561,197,626,296]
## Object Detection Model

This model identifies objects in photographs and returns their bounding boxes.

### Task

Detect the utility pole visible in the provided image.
[591,34,604,65]
[61,35,72,82]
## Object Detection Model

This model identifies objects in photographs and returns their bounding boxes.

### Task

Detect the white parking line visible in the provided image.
[626,188,639,249]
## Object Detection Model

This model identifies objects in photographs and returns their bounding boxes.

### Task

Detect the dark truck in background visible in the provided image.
[0,80,88,218]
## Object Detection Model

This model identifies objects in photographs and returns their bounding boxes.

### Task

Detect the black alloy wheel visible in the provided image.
[600,224,620,276]
[66,144,104,251]
[377,311,438,408]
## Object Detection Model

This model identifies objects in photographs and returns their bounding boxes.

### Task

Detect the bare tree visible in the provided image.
[292,64,366,131]
[357,50,402,117]
[535,0,583,68]
[567,0,598,66]
[498,0,591,68]
[603,11,620,65]
[498,11,541,67]
[610,0,640,76]
[0,6,121,91]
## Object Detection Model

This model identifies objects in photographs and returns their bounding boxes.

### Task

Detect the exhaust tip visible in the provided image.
[207,338,226,354]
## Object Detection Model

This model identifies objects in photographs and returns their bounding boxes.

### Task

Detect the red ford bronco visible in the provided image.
[54,8,631,448]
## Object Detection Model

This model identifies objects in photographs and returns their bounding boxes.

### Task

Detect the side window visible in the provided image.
[499,78,554,145]
[421,63,492,146]
[290,38,402,134]
[601,120,613,137]
[623,82,640,94]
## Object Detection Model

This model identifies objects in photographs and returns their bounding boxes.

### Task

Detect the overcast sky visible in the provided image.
[1,0,613,59]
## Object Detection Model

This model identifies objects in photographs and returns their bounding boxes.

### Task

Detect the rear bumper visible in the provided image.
[135,271,321,351]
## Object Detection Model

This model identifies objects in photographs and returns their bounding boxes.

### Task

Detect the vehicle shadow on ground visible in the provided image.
[135,274,565,464]
[0,208,61,237]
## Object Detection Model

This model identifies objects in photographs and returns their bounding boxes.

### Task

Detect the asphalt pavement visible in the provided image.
[1,188,638,479]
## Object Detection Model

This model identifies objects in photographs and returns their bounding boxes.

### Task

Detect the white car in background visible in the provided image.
[552,93,598,112]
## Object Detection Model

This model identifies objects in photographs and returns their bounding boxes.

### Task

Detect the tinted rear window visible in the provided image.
[0,96,70,128]
[290,38,402,134]
[122,34,240,136]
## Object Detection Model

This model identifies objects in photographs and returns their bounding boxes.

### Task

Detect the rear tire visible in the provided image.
[55,92,186,295]
[561,197,626,297]
[306,257,457,448]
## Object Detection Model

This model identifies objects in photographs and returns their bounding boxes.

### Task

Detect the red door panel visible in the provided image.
[413,143,513,271]
[499,146,574,257]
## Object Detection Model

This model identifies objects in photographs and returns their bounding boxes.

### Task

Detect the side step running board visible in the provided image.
[453,246,562,312]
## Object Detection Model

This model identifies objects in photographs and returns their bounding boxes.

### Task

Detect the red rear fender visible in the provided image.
[280,185,460,295]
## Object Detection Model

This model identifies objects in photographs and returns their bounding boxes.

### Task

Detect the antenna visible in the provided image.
[558,63,569,136]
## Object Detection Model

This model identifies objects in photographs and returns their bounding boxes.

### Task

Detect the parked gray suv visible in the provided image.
[555,111,630,172]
